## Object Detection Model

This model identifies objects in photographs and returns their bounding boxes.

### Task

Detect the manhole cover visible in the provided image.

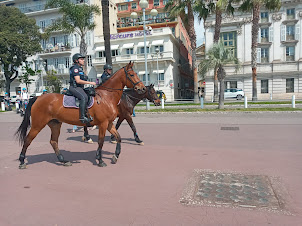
[180,170,290,214]
[221,127,239,131]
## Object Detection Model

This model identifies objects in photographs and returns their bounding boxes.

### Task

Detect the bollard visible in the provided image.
[244,96,248,109]
[270,93,272,100]
[200,97,204,109]
[211,95,214,102]
[161,98,164,109]
[292,95,295,108]
[15,102,19,110]
[1,102,5,111]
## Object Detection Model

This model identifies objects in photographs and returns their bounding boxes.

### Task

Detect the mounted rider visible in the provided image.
[101,64,113,84]
[69,53,96,124]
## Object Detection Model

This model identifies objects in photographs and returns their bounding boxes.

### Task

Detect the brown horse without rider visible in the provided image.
[15,62,145,169]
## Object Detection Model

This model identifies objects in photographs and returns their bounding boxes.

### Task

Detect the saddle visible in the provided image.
[63,87,95,109]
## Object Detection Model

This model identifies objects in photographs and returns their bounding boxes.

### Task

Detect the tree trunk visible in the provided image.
[102,0,112,65]
[187,3,198,103]
[213,9,222,102]
[218,78,225,109]
[5,79,11,97]
[80,33,88,74]
[251,3,260,101]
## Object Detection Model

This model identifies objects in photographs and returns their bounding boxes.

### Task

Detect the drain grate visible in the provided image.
[180,170,290,214]
[221,126,239,131]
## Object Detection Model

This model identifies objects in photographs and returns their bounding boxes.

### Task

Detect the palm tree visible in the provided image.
[239,0,281,101]
[45,0,101,71]
[101,0,112,65]
[165,0,199,102]
[195,0,237,102]
[199,41,240,109]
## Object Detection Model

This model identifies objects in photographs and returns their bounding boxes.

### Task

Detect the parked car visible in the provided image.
[224,88,245,100]
[10,95,17,104]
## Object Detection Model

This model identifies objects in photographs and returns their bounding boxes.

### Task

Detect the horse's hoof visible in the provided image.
[98,161,107,167]
[111,155,118,164]
[138,142,144,146]
[19,163,27,169]
[87,138,93,144]
[111,140,117,144]
[63,161,72,166]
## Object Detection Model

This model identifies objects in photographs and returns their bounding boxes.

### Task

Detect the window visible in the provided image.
[126,48,133,55]
[142,74,150,83]
[286,25,295,41]
[261,28,269,42]
[112,50,119,56]
[87,55,92,66]
[220,32,237,57]
[65,57,70,68]
[224,81,237,89]
[98,51,106,58]
[119,4,128,11]
[54,58,59,68]
[261,48,269,63]
[261,80,268,93]
[286,46,295,61]
[287,8,295,20]
[154,0,159,6]
[261,12,269,23]
[154,45,164,52]
[131,2,136,9]
[140,47,150,54]
[286,78,294,93]
[40,20,46,31]
[163,0,168,6]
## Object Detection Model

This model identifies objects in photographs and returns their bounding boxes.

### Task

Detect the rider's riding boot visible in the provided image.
[79,100,93,124]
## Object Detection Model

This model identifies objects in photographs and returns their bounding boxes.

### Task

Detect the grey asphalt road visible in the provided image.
[0,111,302,226]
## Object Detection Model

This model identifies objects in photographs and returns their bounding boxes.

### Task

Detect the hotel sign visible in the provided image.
[110,31,152,40]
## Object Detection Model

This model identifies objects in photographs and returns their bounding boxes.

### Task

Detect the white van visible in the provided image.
[224,88,245,100]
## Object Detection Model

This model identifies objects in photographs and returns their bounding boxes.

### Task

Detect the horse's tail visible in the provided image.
[15,97,38,145]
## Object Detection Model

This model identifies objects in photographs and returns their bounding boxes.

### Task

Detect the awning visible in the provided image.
[139,71,149,75]
[95,46,105,51]
[122,43,134,48]
[137,41,149,47]
[111,45,119,50]
[151,40,164,45]
[153,70,164,74]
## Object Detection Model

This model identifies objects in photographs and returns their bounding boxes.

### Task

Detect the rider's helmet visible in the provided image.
[103,64,113,70]
[72,53,85,63]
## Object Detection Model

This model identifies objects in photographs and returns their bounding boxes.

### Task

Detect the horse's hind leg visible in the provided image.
[96,123,108,167]
[48,120,72,166]
[82,126,93,144]
[126,116,144,145]
[19,124,47,169]
[107,122,121,164]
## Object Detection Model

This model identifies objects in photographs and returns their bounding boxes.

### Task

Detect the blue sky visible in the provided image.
[195,17,205,47]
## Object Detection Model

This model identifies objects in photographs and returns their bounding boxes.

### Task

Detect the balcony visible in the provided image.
[117,17,175,28]
[258,37,272,46]
[38,44,72,57]
[281,35,298,45]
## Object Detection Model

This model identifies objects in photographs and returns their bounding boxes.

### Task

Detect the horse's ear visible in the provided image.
[130,61,134,68]
[126,61,131,70]
[150,83,154,88]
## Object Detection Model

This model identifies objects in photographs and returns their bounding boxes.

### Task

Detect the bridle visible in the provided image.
[98,67,143,91]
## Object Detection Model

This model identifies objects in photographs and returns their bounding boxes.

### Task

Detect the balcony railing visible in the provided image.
[117,18,174,28]
[40,44,72,54]
[18,4,46,14]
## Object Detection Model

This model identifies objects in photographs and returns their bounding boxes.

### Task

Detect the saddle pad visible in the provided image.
[63,95,94,109]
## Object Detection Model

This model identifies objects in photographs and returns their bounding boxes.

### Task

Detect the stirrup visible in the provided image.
[80,116,93,124]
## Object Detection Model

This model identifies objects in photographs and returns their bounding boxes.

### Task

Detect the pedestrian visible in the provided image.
[21,88,29,111]
[132,108,136,117]
[69,53,96,123]
[42,89,48,95]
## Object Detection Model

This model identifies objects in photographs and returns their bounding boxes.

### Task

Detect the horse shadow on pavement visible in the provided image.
[67,135,142,145]
[26,149,114,167]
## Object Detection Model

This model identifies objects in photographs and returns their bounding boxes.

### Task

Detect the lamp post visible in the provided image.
[130,12,138,26]
[139,0,157,110]
[155,48,160,90]
[41,61,46,91]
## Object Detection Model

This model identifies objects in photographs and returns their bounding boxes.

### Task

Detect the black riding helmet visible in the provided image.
[72,53,85,63]
[103,64,113,70]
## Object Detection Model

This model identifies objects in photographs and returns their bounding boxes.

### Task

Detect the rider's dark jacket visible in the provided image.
[70,64,88,88]
[101,71,111,84]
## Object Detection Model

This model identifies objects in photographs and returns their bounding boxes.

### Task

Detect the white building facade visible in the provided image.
[204,0,302,101]
[94,27,181,101]
[0,0,117,95]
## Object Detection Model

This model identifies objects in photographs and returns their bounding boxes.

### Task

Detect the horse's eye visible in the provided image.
[130,73,134,76]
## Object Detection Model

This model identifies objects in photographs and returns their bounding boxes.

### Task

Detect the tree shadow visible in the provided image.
[26,149,114,166]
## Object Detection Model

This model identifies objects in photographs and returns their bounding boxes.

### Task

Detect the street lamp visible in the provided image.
[139,0,157,110]
[41,61,46,91]
[130,12,138,26]
[155,48,160,91]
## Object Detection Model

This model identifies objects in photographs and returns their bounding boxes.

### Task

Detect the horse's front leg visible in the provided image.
[126,115,144,145]
[108,122,121,164]
[96,124,107,167]
[82,126,93,144]
[110,117,124,143]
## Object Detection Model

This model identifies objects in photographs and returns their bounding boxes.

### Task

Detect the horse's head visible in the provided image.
[124,62,146,94]
[146,84,161,106]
